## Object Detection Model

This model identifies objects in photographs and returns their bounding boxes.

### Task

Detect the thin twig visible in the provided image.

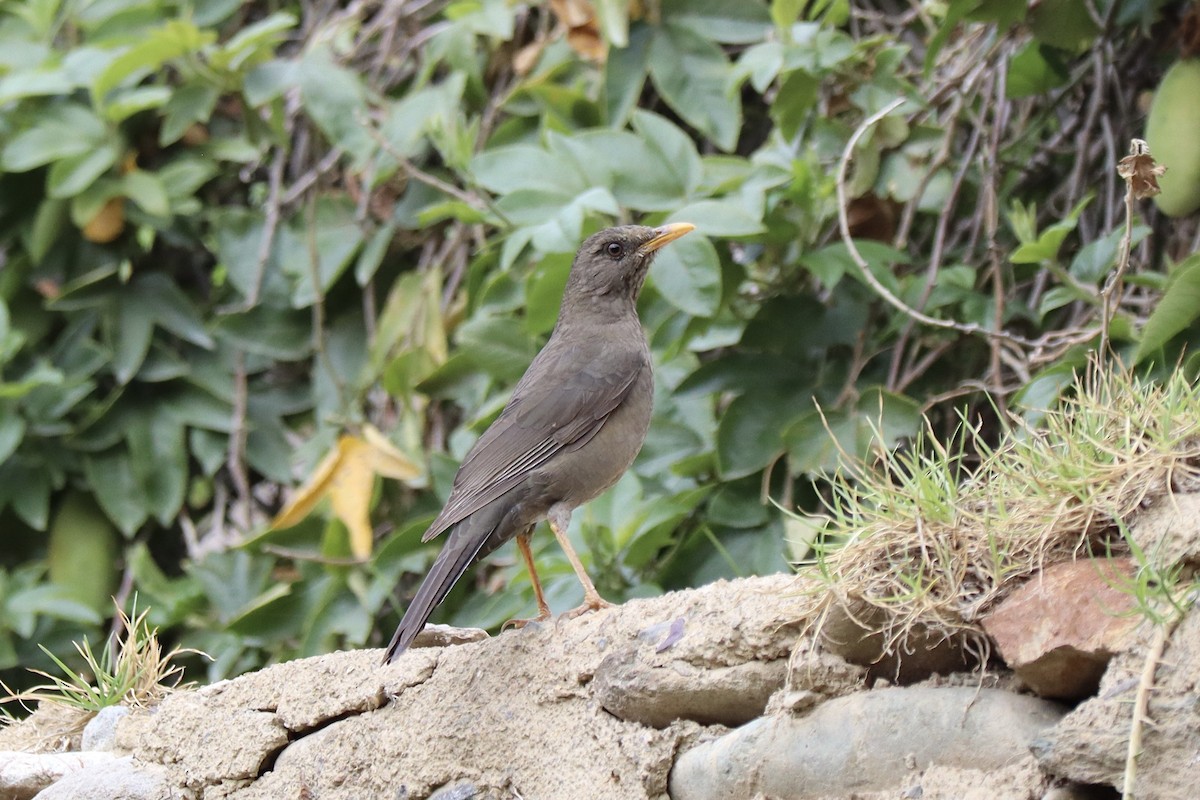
[1123,619,1176,800]
[359,113,510,226]
[304,195,344,411]
[1101,167,1136,359]
[835,98,1038,349]
[226,351,253,530]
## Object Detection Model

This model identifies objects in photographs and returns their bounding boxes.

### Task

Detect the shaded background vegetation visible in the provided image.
[1,0,1198,691]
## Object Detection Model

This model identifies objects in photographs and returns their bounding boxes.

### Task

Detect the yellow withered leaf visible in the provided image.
[362,424,422,480]
[271,438,347,531]
[327,436,377,560]
[271,429,422,559]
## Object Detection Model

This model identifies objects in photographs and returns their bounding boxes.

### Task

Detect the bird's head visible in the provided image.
[563,223,695,308]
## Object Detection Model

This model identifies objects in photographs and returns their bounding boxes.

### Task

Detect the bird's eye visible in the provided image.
[605,242,624,258]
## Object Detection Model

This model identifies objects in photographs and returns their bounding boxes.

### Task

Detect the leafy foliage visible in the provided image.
[0,0,1194,689]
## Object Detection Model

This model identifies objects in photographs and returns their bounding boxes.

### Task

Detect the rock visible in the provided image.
[29,755,173,800]
[906,756,1054,800]
[981,558,1141,699]
[1034,609,1200,799]
[110,574,802,799]
[114,646,419,789]
[0,751,116,800]
[819,601,975,683]
[593,646,786,728]
[427,781,482,799]
[1129,491,1200,566]
[411,624,488,649]
[81,706,129,752]
[669,686,1066,799]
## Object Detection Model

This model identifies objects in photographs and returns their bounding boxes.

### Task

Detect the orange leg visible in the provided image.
[502,529,553,630]
[548,504,613,619]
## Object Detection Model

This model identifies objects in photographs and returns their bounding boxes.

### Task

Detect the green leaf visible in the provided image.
[0,414,25,464]
[243,58,300,106]
[159,82,219,145]
[299,46,374,163]
[7,585,102,635]
[0,66,74,105]
[47,142,119,196]
[651,232,722,317]
[1028,0,1098,52]
[379,74,466,161]
[103,85,172,122]
[771,69,818,140]
[164,386,235,432]
[212,207,290,304]
[1009,196,1091,264]
[93,19,213,102]
[631,110,704,199]
[670,199,765,237]
[604,23,652,126]
[661,0,772,44]
[594,0,632,46]
[648,24,741,151]
[1,103,107,171]
[135,273,215,348]
[1070,226,1149,284]
[214,308,313,361]
[0,459,52,530]
[121,170,171,217]
[157,156,219,202]
[524,253,572,335]
[716,392,792,479]
[571,130,685,210]
[355,222,396,285]
[971,0,1027,26]
[1006,42,1069,99]
[27,198,69,263]
[278,197,364,308]
[188,550,274,621]
[209,11,297,71]
[112,292,156,384]
[1136,255,1200,364]
[84,450,149,536]
[456,316,539,382]
[735,41,784,93]
[771,0,804,30]
[785,388,920,474]
[126,410,187,526]
[471,144,587,195]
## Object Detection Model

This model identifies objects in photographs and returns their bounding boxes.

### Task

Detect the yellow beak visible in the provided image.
[640,222,695,254]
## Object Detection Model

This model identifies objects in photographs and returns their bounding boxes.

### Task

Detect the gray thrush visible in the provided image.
[383,222,694,663]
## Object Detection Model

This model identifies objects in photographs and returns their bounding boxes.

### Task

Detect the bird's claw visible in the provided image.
[502,612,552,632]
[560,595,614,621]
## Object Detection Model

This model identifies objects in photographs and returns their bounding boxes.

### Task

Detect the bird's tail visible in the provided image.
[382,502,510,663]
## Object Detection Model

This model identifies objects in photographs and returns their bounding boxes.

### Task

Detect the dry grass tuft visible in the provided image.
[1,602,203,732]
[800,359,1200,654]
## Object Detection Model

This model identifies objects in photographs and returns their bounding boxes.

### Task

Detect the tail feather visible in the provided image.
[383,500,515,663]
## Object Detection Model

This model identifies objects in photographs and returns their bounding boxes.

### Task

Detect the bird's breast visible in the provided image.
[534,359,653,508]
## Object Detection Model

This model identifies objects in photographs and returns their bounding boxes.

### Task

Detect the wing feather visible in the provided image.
[421,338,646,542]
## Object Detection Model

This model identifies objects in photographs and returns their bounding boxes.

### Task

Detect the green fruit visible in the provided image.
[48,492,120,613]
[1147,59,1200,217]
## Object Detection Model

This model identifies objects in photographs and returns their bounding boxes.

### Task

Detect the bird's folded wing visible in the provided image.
[421,343,646,541]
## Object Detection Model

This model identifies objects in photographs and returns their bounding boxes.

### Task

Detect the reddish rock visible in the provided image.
[982,558,1141,699]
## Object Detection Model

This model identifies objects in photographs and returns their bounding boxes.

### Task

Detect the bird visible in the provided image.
[383,222,695,663]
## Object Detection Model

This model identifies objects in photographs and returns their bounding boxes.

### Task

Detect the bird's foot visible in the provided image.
[560,593,614,621]
[502,610,553,632]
